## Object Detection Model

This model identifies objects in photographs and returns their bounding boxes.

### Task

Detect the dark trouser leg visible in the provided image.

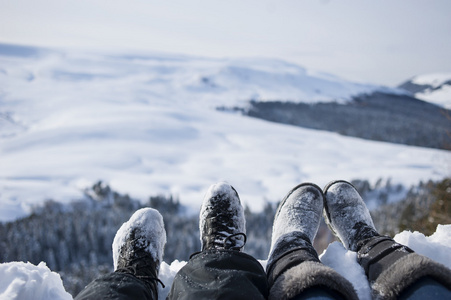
[398,277,451,300]
[74,271,156,300]
[167,249,268,300]
[290,287,345,300]
[357,236,451,299]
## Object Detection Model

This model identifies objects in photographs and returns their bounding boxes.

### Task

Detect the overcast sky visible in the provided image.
[1,0,450,86]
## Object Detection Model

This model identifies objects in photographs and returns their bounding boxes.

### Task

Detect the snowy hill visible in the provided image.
[398,73,451,109]
[1,43,450,222]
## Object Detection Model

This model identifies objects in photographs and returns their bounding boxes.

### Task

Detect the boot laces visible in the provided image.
[115,234,165,288]
[204,213,246,251]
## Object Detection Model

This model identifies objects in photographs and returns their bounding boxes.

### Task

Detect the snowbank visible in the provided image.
[393,224,451,269]
[1,225,450,300]
[0,262,72,300]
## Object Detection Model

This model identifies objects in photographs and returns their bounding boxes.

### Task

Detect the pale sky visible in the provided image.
[1,0,450,86]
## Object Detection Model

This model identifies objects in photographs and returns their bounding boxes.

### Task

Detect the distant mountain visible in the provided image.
[398,73,451,109]
[239,91,450,150]
[228,73,451,151]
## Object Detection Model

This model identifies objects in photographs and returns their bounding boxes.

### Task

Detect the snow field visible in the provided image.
[1,48,450,222]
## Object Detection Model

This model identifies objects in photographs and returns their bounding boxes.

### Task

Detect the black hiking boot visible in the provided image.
[200,182,246,251]
[113,208,166,299]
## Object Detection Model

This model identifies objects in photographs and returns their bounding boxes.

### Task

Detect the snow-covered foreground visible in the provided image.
[0,262,72,300]
[1,44,450,222]
[1,225,450,300]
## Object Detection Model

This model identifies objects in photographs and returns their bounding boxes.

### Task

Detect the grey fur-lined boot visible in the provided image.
[267,183,358,300]
[324,180,451,300]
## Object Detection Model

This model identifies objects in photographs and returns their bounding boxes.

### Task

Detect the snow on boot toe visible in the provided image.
[112,207,166,271]
[323,180,378,251]
[269,183,323,256]
[200,182,246,251]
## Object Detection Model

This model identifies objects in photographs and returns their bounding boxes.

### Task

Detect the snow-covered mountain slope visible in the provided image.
[398,73,451,108]
[1,43,450,222]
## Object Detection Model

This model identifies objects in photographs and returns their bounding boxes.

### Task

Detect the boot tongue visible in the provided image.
[202,215,246,251]
[116,237,159,273]
[116,242,164,296]
[200,187,246,251]
[115,229,163,286]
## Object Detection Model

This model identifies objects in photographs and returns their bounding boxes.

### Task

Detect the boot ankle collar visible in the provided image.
[357,236,414,280]
[267,246,320,287]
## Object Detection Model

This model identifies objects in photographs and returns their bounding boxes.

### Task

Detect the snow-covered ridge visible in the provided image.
[0,43,393,108]
[399,72,451,108]
[0,43,450,222]
[412,72,451,88]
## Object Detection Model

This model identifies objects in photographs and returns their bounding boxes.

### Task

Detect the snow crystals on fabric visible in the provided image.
[270,185,322,251]
[325,182,375,250]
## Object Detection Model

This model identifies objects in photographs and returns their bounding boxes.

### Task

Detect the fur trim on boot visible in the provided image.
[268,261,358,300]
[372,253,451,300]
